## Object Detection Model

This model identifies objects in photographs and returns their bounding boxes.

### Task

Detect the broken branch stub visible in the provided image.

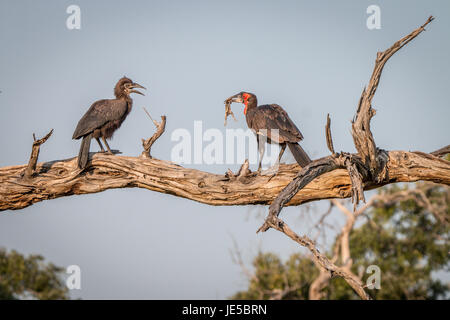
[22,129,53,179]
[141,107,166,159]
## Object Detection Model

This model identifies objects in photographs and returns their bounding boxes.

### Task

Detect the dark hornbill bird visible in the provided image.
[72,76,146,169]
[225,91,311,171]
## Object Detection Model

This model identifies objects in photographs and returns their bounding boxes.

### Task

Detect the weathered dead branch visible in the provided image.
[373,182,450,225]
[258,16,439,228]
[141,107,166,159]
[325,114,335,155]
[22,129,53,180]
[352,15,434,179]
[309,197,378,300]
[343,154,366,211]
[0,149,447,211]
[431,145,450,158]
[255,16,442,300]
[270,219,371,300]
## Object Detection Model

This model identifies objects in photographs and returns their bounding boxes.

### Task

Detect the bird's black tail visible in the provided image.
[287,142,311,167]
[78,133,92,169]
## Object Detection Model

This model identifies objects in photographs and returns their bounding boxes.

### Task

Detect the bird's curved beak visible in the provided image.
[130,83,146,96]
[224,92,243,104]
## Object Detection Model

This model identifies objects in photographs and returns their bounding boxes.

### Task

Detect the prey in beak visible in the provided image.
[225,91,255,115]
[224,91,251,125]
[224,92,244,104]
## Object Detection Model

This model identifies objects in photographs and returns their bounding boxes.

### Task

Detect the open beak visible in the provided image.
[130,83,146,96]
[224,92,243,104]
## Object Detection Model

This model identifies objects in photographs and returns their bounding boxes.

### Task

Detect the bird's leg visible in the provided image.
[96,138,105,152]
[257,135,265,173]
[102,137,114,155]
[265,143,286,180]
[277,143,286,165]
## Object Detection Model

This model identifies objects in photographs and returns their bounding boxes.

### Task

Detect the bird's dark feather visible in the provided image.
[72,99,129,139]
[246,104,303,143]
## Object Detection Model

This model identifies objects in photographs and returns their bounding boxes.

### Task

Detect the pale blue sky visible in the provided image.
[0,0,449,299]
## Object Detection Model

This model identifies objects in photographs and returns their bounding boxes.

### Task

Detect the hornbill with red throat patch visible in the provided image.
[72,76,146,169]
[225,91,311,171]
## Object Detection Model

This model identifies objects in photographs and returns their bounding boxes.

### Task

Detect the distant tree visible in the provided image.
[232,252,317,300]
[232,182,449,300]
[0,249,69,300]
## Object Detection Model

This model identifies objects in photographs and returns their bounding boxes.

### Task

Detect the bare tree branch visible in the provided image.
[309,196,376,300]
[343,154,366,211]
[373,182,449,225]
[1,148,447,212]
[256,16,442,300]
[309,267,331,300]
[22,129,53,180]
[309,181,449,299]
[325,114,335,155]
[352,16,434,179]
[430,145,450,157]
[259,16,439,229]
[141,107,166,159]
[268,218,371,300]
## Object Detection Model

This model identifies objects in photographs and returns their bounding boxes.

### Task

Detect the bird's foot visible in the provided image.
[100,150,122,156]
[258,164,280,180]
[266,172,278,182]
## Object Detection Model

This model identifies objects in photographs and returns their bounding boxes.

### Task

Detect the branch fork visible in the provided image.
[256,16,437,300]
[22,129,53,180]
[141,107,166,159]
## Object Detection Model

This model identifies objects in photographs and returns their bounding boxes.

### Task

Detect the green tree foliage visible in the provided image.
[232,253,317,300]
[232,183,449,300]
[0,249,69,300]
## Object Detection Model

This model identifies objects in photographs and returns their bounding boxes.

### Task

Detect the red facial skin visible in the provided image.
[243,93,250,115]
